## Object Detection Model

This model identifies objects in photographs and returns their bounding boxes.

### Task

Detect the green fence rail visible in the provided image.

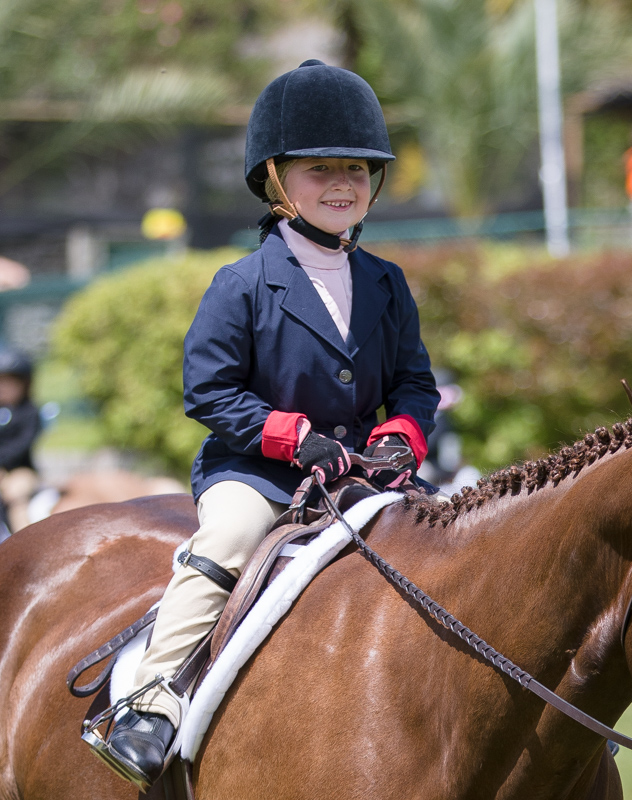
[229,207,632,249]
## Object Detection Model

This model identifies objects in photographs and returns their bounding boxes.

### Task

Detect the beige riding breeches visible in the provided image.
[130,480,286,727]
[0,467,39,532]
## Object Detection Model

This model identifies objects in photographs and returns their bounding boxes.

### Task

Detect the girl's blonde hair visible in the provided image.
[264,159,297,203]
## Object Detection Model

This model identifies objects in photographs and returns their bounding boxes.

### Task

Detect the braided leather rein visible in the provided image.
[315,474,632,751]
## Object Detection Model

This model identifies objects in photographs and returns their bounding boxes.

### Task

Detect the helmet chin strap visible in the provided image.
[264,158,386,253]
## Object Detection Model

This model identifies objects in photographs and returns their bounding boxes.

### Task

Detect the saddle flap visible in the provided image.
[207,519,330,665]
[204,480,379,673]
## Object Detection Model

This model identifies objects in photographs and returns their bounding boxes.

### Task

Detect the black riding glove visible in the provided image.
[293,431,351,485]
[362,434,417,489]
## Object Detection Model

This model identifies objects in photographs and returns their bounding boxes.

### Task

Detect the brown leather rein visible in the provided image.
[314,470,632,752]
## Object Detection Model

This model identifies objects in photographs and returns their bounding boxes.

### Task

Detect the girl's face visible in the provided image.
[283,158,371,236]
[0,374,26,406]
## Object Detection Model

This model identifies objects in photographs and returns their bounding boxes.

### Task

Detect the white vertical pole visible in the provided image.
[534,0,570,257]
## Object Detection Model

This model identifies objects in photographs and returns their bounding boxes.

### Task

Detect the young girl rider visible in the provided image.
[97,59,441,789]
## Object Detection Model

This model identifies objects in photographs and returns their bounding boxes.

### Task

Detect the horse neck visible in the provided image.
[458,449,632,777]
[461,449,632,669]
[382,450,632,797]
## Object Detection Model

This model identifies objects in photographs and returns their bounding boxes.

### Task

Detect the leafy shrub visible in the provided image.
[582,115,630,209]
[370,242,632,469]
[51,248,246,478]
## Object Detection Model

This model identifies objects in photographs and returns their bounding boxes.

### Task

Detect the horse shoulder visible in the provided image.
[0,494,197,800]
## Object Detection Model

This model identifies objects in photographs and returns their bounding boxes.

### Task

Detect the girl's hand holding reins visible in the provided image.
[293,431,351,484]
[261,410,351,484]
[362,434,417,489]
[362,414,428,490]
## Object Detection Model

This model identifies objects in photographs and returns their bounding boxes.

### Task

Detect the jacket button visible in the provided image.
[333,425,347,439]
[338,369,353,384]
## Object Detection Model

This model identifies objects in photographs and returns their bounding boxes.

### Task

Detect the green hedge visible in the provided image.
[371,242,632,469]
[52,242,632,478]
[51,248,246,477]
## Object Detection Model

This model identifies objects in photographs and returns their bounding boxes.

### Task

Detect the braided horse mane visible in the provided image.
[403,418,632,528]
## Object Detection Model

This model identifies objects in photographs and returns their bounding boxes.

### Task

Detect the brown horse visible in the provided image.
[3,421,632,799]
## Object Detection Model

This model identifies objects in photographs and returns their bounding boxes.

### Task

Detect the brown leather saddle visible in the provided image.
[68,446,417,704]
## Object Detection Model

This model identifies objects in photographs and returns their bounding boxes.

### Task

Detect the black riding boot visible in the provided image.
[107,709,175,787]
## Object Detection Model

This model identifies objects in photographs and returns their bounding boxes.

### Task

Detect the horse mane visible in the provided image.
[404,418,632,528]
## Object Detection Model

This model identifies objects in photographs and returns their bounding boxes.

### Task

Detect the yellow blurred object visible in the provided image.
[141,208,187,240]
[485,0,516,15]
[389,141,427,202]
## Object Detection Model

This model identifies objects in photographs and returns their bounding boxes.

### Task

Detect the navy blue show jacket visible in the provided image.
[184,224,440,504]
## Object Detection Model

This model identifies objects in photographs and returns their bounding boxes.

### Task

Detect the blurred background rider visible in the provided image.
[0,346,41,540]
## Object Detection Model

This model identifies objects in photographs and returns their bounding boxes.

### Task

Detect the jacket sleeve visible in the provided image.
[382,269,441,443]
[183,267,273,456]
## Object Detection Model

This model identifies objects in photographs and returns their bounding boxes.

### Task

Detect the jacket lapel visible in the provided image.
[346,250,390,357]
[262,228,349,357]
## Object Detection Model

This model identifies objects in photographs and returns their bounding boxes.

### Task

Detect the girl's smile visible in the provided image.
[283,158,371,236]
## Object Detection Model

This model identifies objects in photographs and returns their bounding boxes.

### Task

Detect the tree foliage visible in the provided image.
[51,248,246,478]
[370,242,632,469]
[0,0,283,103]
[324,0,632,216]
[0,0,298,192]
[2,1,632,212]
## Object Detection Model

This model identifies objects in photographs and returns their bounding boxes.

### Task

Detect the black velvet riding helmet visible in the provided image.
[245,60,395,251]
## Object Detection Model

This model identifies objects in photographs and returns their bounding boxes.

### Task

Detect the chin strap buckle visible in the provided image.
[342,218,365,253]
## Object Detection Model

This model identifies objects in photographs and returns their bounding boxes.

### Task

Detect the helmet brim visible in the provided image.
[282,147,395,162]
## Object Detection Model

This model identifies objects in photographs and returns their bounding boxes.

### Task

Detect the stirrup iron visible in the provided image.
[81,674,189,793]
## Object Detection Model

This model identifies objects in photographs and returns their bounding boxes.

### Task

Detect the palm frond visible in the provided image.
[88,67,233,123]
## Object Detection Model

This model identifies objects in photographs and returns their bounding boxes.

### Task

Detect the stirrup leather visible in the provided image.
[81,674,189,793]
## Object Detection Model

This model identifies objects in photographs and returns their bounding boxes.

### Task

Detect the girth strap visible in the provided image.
[177,550,237,594]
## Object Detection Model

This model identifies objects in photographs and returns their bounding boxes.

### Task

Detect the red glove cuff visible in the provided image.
[262,411,309,461]
[366,414,428,468]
